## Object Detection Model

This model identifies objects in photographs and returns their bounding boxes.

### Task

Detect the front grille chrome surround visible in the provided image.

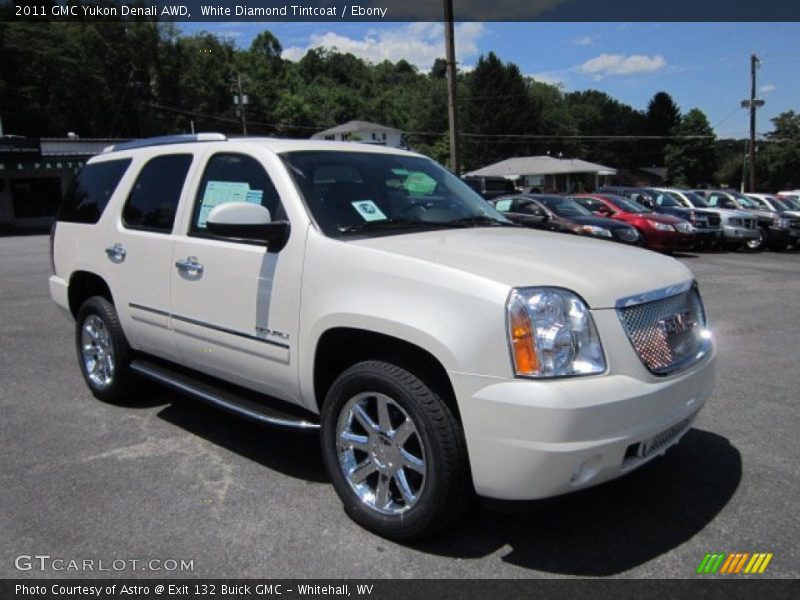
[616,281,711,376]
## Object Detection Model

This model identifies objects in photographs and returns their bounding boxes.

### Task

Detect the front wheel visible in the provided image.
[75,296,137,403]
[746,229,766,251]
[320,360,471,540]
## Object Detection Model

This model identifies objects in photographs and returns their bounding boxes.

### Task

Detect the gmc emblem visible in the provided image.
[658,310,696,336]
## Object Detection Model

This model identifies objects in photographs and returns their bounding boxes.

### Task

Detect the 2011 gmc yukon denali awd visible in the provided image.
[49,134,716,540]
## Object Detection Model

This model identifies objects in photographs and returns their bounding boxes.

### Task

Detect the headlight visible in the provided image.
[652,221,675,232]
[507,288,605,378]
[674,221,694,233]
[775,217,790,229]
[578,225,612,238]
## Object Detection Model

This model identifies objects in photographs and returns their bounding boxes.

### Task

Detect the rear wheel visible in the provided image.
[321,360,471,540]
[75,296,137,403]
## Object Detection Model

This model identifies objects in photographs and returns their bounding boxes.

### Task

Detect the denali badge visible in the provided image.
[658,310,696,336]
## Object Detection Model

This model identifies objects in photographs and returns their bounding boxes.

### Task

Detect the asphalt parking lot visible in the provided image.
[1,234,798,579]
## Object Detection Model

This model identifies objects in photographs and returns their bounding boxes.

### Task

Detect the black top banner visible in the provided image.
[3,0,800,22]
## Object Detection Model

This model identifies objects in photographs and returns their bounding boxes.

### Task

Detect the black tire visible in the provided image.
[75,296,137,403]
[320,360,471,540]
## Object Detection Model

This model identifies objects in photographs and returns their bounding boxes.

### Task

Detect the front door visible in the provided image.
[169,151,304,403]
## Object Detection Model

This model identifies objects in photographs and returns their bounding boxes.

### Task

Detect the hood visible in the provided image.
[713,208,756,218]
[640,212,685,224]
[353,228,692,309]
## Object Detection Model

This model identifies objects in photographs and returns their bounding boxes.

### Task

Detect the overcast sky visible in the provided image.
[181,21,800,139]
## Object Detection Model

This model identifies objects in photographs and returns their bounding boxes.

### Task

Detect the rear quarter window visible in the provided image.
[58,159,132,224]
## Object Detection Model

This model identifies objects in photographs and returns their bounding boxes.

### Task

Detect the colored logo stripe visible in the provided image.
[697,552,773,574]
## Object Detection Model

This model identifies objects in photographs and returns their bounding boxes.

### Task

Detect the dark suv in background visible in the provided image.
[695,189,794,251]
[463,176,519,200]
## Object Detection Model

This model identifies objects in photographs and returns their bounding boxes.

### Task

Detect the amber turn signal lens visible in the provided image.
[509,301,539,375]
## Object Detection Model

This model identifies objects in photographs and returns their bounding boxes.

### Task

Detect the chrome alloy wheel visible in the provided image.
[80,315,115,388]
[336,392,426,515]
[746,229,765,250]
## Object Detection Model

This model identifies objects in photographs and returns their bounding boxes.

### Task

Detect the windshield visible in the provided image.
[745,195,771,210]
[684,191,710,207]
[535,195,592,217]
[780,195,800,210]
[733,193,762,209]
[281,151,510,237]
[605,194,651,213]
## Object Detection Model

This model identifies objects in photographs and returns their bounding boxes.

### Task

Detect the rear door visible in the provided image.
[109,153,195,363]
[169,149,305,402]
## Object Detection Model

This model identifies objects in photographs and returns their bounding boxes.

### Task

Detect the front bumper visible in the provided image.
[722,225,760,243]
[766,226,792,245]
[451,332,715,500]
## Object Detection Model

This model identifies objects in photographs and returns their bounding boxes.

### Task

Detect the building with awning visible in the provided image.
[465,155,617,193]
[0,136,127,229]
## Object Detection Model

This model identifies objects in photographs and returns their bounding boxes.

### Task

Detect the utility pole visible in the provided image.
[443,0,460,174]
[233,73,248,136]
[741,55,763,192]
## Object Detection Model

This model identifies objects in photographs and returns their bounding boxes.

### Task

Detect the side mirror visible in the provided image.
[206,202,290,251]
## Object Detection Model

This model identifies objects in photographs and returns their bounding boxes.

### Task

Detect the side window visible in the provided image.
[122,154,193,233]
[191,153,285,234]
[58,159,132,224]
[494,198,513,212]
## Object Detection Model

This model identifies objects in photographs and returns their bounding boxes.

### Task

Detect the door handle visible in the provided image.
[105,243,126,262]
[175,256,204,274]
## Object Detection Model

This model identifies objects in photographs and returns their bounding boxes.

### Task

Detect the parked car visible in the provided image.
[491,194,640,245]
[571,193,695,253]
[463,175,519,200]
[664,189,761,250]
[745,194,800,248]
[599,186,722,248]
[695,189,793,251]
[49,134,715,540]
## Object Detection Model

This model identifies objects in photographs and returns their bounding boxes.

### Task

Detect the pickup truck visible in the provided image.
[49,134,716,539]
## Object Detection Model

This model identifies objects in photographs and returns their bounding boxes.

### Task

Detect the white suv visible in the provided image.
[49,134,716,539]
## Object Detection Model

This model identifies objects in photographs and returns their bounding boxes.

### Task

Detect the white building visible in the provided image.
[465,155,617,193]
[311,120,403,147]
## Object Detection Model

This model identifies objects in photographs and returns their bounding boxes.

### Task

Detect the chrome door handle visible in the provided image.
[175,256,204,274]
[105,243,126,262]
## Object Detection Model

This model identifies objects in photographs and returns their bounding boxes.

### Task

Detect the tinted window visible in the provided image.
[192,153,285,234]
[122,154,192,232]
[58,159,131,223]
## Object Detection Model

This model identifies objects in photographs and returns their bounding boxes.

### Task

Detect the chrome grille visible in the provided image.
[617,285,709,375]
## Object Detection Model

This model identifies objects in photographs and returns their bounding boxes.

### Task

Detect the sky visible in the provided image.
[181,21,800,139]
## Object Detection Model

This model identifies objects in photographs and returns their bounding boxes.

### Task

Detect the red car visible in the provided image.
[571,193,695,252]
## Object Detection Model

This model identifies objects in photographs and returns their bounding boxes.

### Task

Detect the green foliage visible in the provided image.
[664,108,717,187]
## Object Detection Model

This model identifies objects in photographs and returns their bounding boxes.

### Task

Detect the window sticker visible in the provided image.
[198,181,251,227]
[245,189,263,205]
[351,200,387,222]
[403,171,438,196]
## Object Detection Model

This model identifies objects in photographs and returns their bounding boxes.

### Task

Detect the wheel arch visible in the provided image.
[68,271,115,318]
[312,327,461,424]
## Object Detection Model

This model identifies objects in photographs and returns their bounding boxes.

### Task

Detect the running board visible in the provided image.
[130,359,320,431]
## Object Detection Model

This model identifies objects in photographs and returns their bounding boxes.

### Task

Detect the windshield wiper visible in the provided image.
[443,215,519,228]
[338,219,453,235]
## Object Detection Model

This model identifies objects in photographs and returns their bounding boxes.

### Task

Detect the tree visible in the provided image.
[665,108,717,186]
[645,91,681,166]
[462,52,540,169]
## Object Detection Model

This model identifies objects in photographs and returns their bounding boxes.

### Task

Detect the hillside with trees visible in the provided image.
[1,15,798,188]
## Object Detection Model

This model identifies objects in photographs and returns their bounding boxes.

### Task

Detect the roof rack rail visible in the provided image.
[103,133,227,154]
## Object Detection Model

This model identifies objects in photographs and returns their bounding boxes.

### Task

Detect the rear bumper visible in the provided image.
[451,348,715,500]
[49,275,72,321]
